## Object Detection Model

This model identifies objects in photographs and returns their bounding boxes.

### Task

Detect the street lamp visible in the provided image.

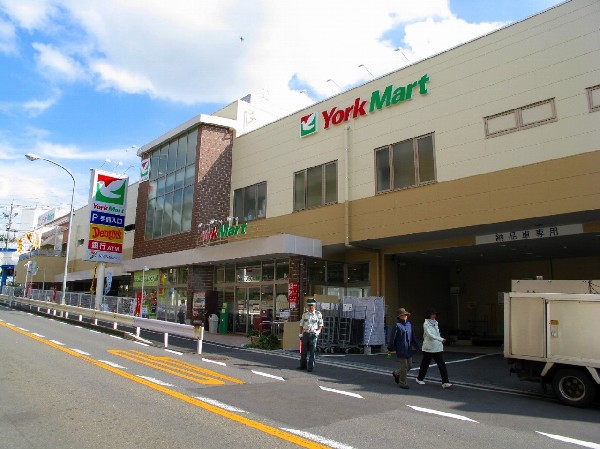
[140,266,149,317]
[25,153,75,305]
[358,64,374,78]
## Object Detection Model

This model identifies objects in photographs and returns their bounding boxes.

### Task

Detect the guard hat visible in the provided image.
[306,299,316,306]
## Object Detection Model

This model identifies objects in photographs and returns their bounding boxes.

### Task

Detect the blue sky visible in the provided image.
[0,0,564,226]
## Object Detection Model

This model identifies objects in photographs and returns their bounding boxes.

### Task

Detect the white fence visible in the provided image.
[0,287,205,354]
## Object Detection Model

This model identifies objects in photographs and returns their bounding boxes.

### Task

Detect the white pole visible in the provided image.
[95,262,105,310]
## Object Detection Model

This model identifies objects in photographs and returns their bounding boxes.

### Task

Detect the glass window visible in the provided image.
[225,264,236,282]
[243,184,257,221]
[148,180,157,200]
[294,161,337,211]
[165,172,175,193]
[176,135,187,169]
[393,139,415,189]
[257,182,266,218]
[262,260,274,281]
[485,98,556,137]
[306,166,322,208]
[327,262,344,283]
[150,151,160,181]
[307,259,325,282]
[234,182,266,222]
[174,169,184,191]
[153,196,164,238]
[375,147,390,193]
[167,140,177,172]
[172,189,183,234]
[181,185,193,232]
[294,172,305,211]
[325,162,337,204]
[145,199,155,240]
[375,133,436,193]
[158,145,168,176]
[162,192,174,236]
[186,129,197,164]
[347,262,370,282]
[276,259,289,280]
[184,164,195,187]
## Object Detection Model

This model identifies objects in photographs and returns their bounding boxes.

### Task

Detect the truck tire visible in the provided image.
[551,368,597,407]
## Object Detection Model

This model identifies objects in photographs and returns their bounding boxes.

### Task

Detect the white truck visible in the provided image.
[504,288,600,407]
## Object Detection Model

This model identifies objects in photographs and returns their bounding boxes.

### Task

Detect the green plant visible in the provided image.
[250,333,280,350]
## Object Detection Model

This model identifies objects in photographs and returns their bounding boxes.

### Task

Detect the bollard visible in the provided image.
[164,332,169,348]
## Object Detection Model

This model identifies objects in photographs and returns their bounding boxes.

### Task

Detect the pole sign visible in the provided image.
[84,169,128,263]
[300,73,430,137]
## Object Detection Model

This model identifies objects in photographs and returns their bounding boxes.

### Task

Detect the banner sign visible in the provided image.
[140,158,150,182]
[84,169,128,263]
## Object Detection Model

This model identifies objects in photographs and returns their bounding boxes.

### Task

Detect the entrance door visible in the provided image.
[234,287,261,334]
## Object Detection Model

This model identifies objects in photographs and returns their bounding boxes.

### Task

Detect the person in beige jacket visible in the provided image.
[415,309,453,389]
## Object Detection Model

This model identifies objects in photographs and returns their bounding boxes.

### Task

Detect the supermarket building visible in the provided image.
[129,0,600,340]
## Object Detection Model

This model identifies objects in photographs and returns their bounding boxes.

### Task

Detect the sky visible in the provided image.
[0,0,564,230]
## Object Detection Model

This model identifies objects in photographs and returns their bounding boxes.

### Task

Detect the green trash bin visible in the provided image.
[218,302,230,333]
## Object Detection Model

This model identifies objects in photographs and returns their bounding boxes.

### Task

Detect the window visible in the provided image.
[294,161,337,211]
[587,85,600,113]
[484,98,556,138]
[233,181,266,222]
[375,133,435,194]
[145,128,197,240]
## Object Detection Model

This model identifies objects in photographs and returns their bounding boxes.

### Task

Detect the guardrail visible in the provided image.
[0,293,205,354]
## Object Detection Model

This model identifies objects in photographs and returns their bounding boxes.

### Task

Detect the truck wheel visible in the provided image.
[551,368,596,407]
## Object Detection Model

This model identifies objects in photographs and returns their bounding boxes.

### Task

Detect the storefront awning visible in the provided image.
[125,234,322,272]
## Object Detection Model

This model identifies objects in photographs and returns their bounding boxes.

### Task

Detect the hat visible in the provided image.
[306,299,316,306]
[425,308,438,317]
[397,308,411,317]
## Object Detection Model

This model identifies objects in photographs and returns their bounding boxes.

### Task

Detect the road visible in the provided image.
[1,305,599,449]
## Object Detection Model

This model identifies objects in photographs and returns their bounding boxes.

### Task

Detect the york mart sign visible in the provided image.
[300,74,430,137]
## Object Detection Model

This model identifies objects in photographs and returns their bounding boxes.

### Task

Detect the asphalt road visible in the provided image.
[1,305,599,449]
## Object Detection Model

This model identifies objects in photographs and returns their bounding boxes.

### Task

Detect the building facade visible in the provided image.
[130,0,600,340]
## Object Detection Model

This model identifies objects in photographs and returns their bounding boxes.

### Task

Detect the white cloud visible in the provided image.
[0,17,17,54]
[32,42,87,82]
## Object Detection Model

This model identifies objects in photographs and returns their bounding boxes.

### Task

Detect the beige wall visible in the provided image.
[232,0,600,222]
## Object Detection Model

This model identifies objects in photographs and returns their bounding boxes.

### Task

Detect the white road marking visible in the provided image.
[202,358,226,367]
[17,327,29,331]
[109,335,122,339]
[31,333,45,338]
[165,349,183,355]
[193,396,247,413]
[536,431,600,449]
[134,341,149,346]
[407,405,478,422]
[281,428,355,449]
[137,376,173,387]
[319,386,363,399]
[89,330,101,334]
[98,360,127,369]
[409,353,498,371]
[71,349,90,356]
[252,370,285,381]
[49,340,64,346]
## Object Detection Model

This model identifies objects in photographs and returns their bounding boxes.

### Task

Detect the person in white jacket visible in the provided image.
[415,309,453,389]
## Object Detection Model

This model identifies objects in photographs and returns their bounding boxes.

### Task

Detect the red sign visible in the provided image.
[288,282,299,309]
[135,292,142,317]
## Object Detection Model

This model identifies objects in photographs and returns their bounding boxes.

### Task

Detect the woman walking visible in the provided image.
[416,309,453,389]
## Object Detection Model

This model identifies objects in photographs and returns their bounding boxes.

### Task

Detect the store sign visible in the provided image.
[85,169,128,263]
[288,282,299,309]
[140,158,150,182]
[475,224,583,245]
[200,223,248,243]
[300,74,430,136]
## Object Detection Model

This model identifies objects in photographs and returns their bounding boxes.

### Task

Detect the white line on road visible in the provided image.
[134,341,149,346]
[281,428,355,449]
[16,327,29,331]
[89,330,101,334]
[252,370,285,381]
[98,360,127,369]
[109,335,123,339]
[49,339,64,345]
[407,405,479,422]
[136,376,173,387]
[536,431,600,449]
[319,386,363,399]
[70,349,91,356]
[31,333,45,338]
[193,396,247,413]
[202,358,226,366]
[165,349,183,355]
[409,353,499,370]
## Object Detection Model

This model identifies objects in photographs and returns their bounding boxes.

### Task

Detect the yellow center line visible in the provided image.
[0,321,331,449]
[108,349,245,385]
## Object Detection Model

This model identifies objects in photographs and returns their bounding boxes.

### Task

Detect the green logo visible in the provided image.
[300,112,317,137]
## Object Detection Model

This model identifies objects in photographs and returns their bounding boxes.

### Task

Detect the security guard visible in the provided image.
[298,298,324,372]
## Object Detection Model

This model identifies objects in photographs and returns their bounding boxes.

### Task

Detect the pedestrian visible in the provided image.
[387,307,421,389]
[177,300,186,324]
[297,298,323,372]
[415,309,453,389]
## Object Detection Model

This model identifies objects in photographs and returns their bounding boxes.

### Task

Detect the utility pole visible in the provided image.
[2,201,18,250]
